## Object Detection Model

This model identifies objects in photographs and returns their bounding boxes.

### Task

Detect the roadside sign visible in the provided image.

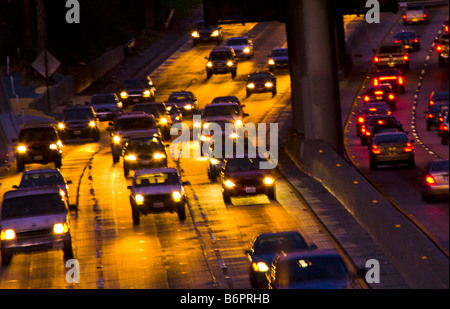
[32,50,61,79]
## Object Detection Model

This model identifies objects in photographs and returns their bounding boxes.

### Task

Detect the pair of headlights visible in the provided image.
[135,191,182,205]
[224,177,274,188]
[58,121,96,130]
[247,82,273,89]
[192,30,219,38]
[120,90,152,99]
[1,223,69,240]
[124,153,166,161]
[207,61,234,67]
[17,141,62,153]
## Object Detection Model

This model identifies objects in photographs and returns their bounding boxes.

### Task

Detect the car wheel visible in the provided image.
[407,159,415,168]
[177,203,187,221]
[422,192,431,203]
[369,160,377,170]
[272,89,277,97]
[426,123,431,131]
[131,202,140,225]
[246,90,251,98]
[55,156,63,169]
[400,86,405,94]
[112,153,120,164]
[439,56,444,67]
[206,70,213,79]
[223,190,232,205]
[231,70,237,79]
[267,186,276,201]
[361,137,367,146]
[124,165,130,177]
[93,129,100,142]
[63,238,74,260]
[1,249,12,266]
[442,137,448,145]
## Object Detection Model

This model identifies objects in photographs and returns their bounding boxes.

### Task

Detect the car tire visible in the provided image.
[177,203,186,221]
[93,129,100,142]
[246,90,251,98]
[223,190,232,205]
[1,249,12,266]
[272,89,277,97]
[400,86,405,94]
[442,137,448,145]
[112,153,120,164]
[206,71,213,79]
[267,186,276,201]
[407,159,415,168]
[124,164,130,177]
[131,202,140,225]
[361,137,367,146]
[231,70,237,79]
[55,156,63,169]
[16,158,25,172]
[369,160,377,170]
[63,238,74,260]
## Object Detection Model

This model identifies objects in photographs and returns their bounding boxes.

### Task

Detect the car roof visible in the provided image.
[116,111,155,119]
[257,231,303,239]
[276,249,342,261]
[20,123,56,130]
[134,167,179,176]
[22,168,61,175]
[375,68,402,75]
[2,186,62,200]
[205,102,240,108]
[211,47,234,53]
[169,91,194,95]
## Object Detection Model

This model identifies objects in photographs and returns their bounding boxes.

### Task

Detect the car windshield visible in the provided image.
[204,105,240,118]
[212,96,239,104]
[1,194,66,219]
[379,45,404,53]
[20,172,64,188]
[91,94,117,104]
[249,73,272,81]
[62,110,93,121]
[126,138,163,152]
[132,104,166,117]
[276,256,348,285]
[430,103,449,113]
[271,49,288,57]
[225,157,264,172]
[168,94,194,102]
[374,133,408,144]
[115,117,157,131]
[368,117,397,126]
[254,235,308,255]
[396,32,416,39]
[209,52,231,60]
[134,172,180,187]
[19,128,57,142]
[429,160,449,173]
[226,38,249,45]
[123,79,149,89]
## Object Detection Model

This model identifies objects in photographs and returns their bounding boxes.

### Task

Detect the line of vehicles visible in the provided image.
[355,16,449,203]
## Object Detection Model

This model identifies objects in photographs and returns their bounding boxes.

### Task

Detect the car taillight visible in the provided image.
[436,45,443,52]
[403,54,409,61]
[402,14,406,19]
[426,113,434,118]
[364,95,370,102]
[413,39,419,43]
[441,124,449,131]
[373,78,379,86]
[374,90,383,95]
[374,56,379,62]
[403,143,414,153]
[398,76,404,84]
[430,100,435,106]
[358,116,365,123]
[394,39,401,43]
[423,13,428,18]
[388,94,395,100]
[372,145,381,154]
[425,175,436,185]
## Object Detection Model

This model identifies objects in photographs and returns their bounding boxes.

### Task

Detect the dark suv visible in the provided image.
[57,105,100,142]
[13,124,63,172]
[119,76,156,106]
[206,47,238,79]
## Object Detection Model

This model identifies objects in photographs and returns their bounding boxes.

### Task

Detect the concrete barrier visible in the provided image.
[285,132,449,289]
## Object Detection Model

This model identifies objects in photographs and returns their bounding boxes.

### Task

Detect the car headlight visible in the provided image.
[117,102,123,108]
[252,261,269,272]
[210,158,220,165]
[160,118,168,124]
[153,153,165,160]
[50,144,58,150]
[113,135,121,144]
[243,47,250,53]
[184,104,192,110]
[89,121,96,127]
[58,123,65,129]
[53,223,69,234]
[227,60,233,67]
[265,82,273,88]
[1,229,16,240]
[224,180,235,188]
[172,191,182,202]
[17,145,27,153]
[125,154,137,161]
[192,31,199,38]
[135,194,144,205]
[264,177,274,185]
[207,61,213,68]
[211,30,219,37]
[143,90,151,97]
[235,120,243,126]
[268,59,275,65]
[247,83,255,89]
[120,91,128,99]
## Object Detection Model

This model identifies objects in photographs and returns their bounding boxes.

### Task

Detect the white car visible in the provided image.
[225,36,254,58]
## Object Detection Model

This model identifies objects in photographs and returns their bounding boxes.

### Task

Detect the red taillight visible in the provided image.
[426,113,434,118]
[394,39,401,43]
[430,100,435,106]
[413,39,419,43]
[373,78,379,86]
[389,94,395,100]
[358,116,365,123]
[398,76,404,85]
[403,54,409,61]
[402,14,406,19]
[377,120,384,125]
[374,56,379,62]
[423,13,427,18]
[403,142,414,153]
[441,124,449,131]
[369,108,377,112]
[372,145,381,154]
[425,175,436,185]
[374,90,383,95]
[436,45,443,52]
[364,95,370,102]
[445,25,449,33]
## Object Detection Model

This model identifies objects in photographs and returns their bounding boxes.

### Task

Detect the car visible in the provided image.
[132,102,172,140]
[266,250,352,289]
[89,93,123,121]
[191,20,223,46]
[245,231,316,288]
[435,33,449,67]
[0,186,73,266]
[211,96,242,107]
[13,168,73,206]
[205,47,238,79]
[165,103,183,124]
[428,90,449,108]
[201,103,249,130]
[166,91,199,116]
[107,112,160,164]
[362,85,396,110]
[425,102,449,130]
[127,168,189,224]
[394,30,421,51]
[439,112,449,144]
[56,105,100,142]
[360,115,404,146]
[369,132,415,170]
[355,105,391,137]
[246,71,277,97]
[422,159,449,202]
[119,76,156,106]
[220,155,276,204]
[122,136,168,177]
[225,36,254,58]
[372,68,405,94]
[402,4,428,24]
[267,47,289,72]
[13,123,63,172]
[373,43,409,73]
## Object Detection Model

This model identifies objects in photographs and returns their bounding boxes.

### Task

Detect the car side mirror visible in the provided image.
[67,180,73,185]
[244,250,252,256]
[12,185,18,189]
[309,244,318,250]
[410,140,415,143]
[68,204,78,211]
[244,113,249,117]
[127,185,133,190]
[182,181,191,186]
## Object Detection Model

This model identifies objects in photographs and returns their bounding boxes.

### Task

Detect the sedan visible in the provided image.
[246,72,277,97]
[225,36,254,58]
[245,231,316,288]
[166,91,198,116]
[360,114,404,146]
[369,132,415,170]
[372,68,405,94]
[191,20,223,46]
[439,112,449,144]
[362,85,396,111]
[266,250,352,289]
[424,102,449,131]
[422,159,449,202]
[355,105,391,137]
[268,48,289,72]
[394,30,421,51]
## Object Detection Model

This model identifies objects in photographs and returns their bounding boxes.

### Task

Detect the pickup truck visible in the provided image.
[373,43,409,73]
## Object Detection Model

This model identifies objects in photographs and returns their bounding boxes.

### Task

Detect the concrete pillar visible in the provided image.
[286,0,343,155]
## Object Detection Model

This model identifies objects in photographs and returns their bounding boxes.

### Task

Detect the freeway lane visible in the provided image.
[344,6,449,252]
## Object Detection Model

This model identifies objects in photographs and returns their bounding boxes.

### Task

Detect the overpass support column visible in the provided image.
[286,0,343,155]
